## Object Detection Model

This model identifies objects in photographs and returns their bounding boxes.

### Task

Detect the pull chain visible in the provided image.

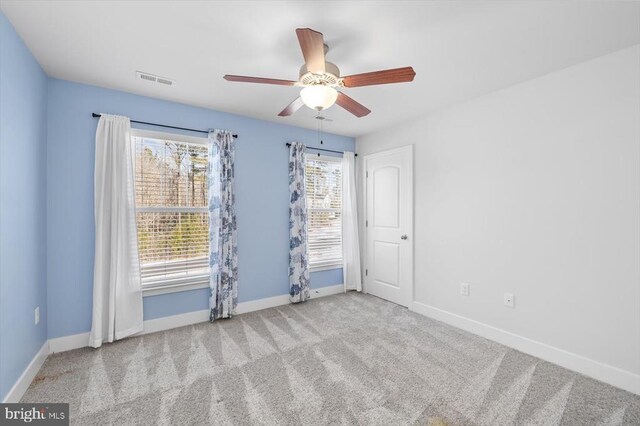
[317,114,324,156]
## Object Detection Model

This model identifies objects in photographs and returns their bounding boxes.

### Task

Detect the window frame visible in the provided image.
[131,128,210,296]
[305,154,344,272]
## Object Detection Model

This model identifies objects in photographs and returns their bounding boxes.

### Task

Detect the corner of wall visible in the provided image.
[0,8,50,401]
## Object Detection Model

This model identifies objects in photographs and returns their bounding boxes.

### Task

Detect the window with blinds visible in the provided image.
[133,130,210,289]
[305,156,343,270]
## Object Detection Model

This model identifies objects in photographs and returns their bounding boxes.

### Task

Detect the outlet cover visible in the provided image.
[460,283,470,296]
[35,306,40,325]
[504,293,515,308]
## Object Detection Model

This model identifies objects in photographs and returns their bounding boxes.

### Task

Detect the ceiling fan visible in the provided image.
[223,28,416,118]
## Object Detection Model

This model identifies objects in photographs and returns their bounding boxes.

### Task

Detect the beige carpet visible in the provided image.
[22,293,640,425]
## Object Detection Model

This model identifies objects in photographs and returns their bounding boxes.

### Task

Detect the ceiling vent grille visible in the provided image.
[136,71,174,86]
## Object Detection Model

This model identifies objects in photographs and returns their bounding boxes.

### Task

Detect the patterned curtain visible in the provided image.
[289,142,310,303]
[208,130,238,321]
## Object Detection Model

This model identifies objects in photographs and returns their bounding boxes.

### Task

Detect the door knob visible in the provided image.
[401,235,408,240]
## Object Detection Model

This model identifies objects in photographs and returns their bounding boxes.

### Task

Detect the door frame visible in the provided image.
[361,144,414,307]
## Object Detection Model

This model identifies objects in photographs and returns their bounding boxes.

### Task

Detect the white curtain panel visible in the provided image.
[89,114,143,348]
[342,152,362,292]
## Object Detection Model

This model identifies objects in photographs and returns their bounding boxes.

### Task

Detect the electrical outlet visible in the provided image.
[35,307,40,325]
[460,283,470,296]
[504,293,515,308]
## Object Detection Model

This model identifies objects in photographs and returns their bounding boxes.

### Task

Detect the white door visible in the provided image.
[364,145,413,307]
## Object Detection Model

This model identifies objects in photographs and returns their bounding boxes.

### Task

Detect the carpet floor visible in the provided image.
[22,293,640,425]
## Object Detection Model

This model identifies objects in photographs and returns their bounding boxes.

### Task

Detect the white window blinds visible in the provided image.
[305,156,343,269]
[133,132,209,289]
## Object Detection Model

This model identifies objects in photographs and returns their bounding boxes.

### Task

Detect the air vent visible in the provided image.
[136,71,175,86]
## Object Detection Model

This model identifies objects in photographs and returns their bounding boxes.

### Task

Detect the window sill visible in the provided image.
[142,281,209,297]
[309,264,343,273]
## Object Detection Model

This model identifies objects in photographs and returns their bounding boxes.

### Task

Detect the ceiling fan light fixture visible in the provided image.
[300,85,338,111]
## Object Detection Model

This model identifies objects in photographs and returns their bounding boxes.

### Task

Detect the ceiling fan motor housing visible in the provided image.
[299,61,342,86]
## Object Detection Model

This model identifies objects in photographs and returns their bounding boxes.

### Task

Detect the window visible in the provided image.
[305,156,342,270]
[133,129,209,291]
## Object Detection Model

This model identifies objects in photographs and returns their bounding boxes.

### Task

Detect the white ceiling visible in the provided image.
[2,1,639,137]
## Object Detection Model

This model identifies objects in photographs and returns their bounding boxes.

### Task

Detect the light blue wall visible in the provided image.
[142,268,344,320]
[0,12,48,400]
[47,79,354,338]
[0,8,353,399]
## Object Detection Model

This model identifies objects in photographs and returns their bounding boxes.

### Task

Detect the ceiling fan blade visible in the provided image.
[342,67,416,88]
[223,75,296,86]
[336,92,371,117]
[296,28,325,75]
[278,97,305,117]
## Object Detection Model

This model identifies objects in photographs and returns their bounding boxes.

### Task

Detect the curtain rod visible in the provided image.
[285,142,357,157]
[91,113,238,138]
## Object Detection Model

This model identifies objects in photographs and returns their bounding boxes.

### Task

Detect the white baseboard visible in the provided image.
[411,301,640,395]
[2,342,49,403]
[236,292,296,314]
[49,314,212,352]
[143,309,210,334]
[237,283,344,314]
[48,284,344,354]
[9,284,344,402]
[144,283,344,331]
[311,283,345,297]
[49,332,91,354]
